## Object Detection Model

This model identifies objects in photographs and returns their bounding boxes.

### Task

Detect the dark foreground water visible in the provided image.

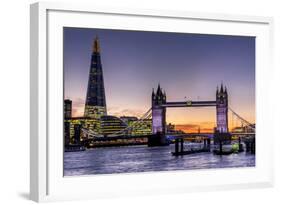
[64,144,255,176]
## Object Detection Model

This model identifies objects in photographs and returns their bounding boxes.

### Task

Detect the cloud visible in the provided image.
[72,108,84,117]
[107,106,119,113]
[69,100,148,118]
[71,97,85,117]
[107,107,146,118]
[72,97,85,107]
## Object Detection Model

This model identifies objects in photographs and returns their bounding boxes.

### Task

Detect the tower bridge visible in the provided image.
[151,83,229,136]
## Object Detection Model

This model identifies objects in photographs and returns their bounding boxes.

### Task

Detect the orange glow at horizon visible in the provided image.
[70,103,255,133]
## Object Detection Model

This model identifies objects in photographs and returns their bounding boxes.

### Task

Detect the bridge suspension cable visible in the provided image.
[229,107,255,131]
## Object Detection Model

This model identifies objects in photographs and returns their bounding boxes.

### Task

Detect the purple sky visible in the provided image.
[64,27,255,130]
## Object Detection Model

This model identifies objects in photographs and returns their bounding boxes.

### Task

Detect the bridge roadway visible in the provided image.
[161,101,216,108]
[86,132,255,142]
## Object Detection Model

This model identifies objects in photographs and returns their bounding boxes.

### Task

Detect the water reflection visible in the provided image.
[64,145,255,176]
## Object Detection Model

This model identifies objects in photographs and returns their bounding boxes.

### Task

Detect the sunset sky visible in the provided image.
[64,27,255,133]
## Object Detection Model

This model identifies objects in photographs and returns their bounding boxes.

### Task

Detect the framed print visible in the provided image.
[30,2,274,202]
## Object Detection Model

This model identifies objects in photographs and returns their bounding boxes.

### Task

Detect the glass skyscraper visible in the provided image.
[84,37,107,119]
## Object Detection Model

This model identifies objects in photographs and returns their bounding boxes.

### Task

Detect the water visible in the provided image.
[64,144,255,176]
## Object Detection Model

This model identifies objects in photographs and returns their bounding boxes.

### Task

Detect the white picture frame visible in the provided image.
[30,2,274,202]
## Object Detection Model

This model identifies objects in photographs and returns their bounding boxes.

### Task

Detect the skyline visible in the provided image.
[64,27,255,133]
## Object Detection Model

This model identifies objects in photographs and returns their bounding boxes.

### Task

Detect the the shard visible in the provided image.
[84,36,107,119]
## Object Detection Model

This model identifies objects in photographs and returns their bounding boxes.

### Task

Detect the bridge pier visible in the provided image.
[174,138,184,155]
[213,132,232,155]
[214,132,231,145]
[238,137,244,152]
[245,137,255,154]
[180,138,184,153]
[175,139,179,154]
[203,138,211,151]
[246,141,250,152]
[147,132,168,147]
[251,138,255,154]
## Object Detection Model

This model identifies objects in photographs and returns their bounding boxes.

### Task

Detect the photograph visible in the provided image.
[63,27,256,176]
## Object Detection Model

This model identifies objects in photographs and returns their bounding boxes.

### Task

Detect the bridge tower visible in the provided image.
[216,84,229,133]
[152,84,166,134]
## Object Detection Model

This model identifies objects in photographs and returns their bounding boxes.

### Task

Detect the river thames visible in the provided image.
[64,144,255,176]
